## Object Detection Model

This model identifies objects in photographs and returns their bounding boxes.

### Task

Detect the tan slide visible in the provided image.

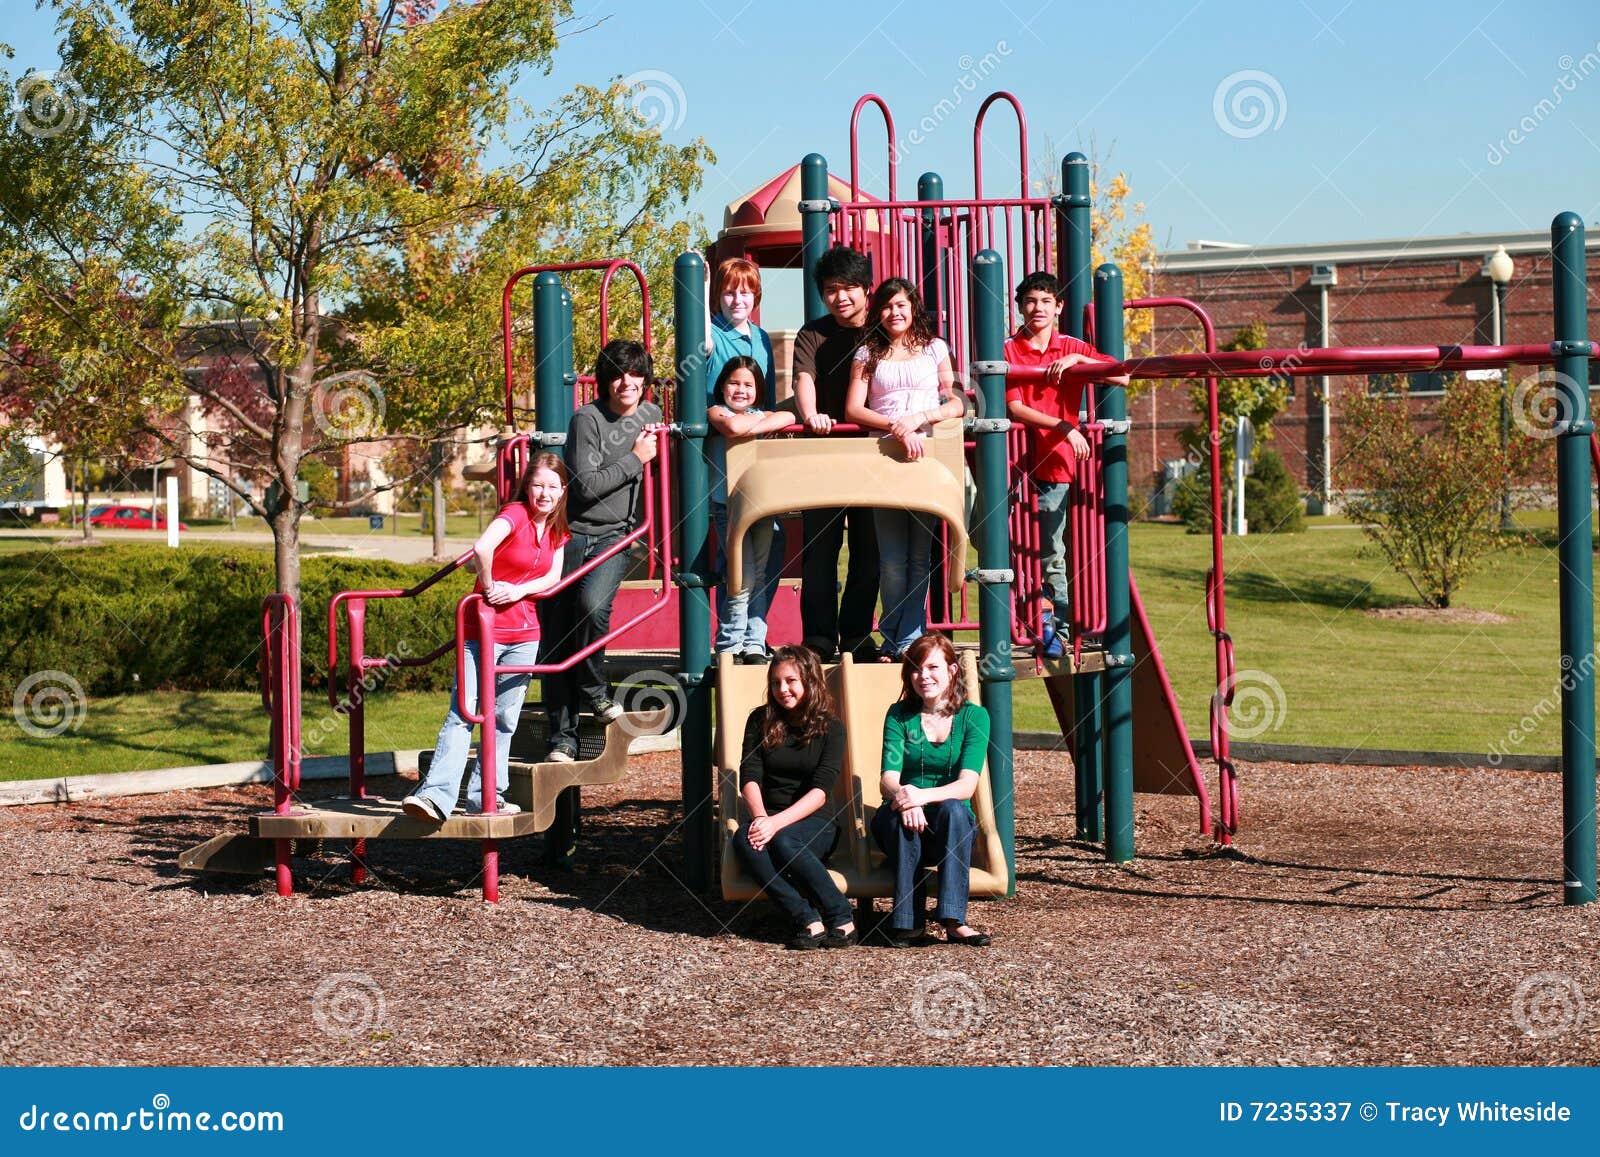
[721,418,970,598]
[718,649,1008,902]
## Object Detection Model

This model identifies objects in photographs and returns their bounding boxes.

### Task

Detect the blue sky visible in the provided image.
[9,0,1600,321]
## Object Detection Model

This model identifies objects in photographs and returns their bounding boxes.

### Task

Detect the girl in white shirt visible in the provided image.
[845,278,965,659]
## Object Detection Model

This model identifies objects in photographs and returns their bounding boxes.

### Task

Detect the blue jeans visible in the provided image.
[873,507,939,658]
[733,812,851,930]
[870,798,976,930]
[538,530,631,754]
[711,502,784,655]
[413,638,540,816]
[1034,480,1071,618]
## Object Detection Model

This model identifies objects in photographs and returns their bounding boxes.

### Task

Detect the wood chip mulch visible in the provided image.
[1,752,1595,1066]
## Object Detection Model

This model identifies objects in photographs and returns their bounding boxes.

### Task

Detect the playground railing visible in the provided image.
[327,429,674,821]
[260,593,301,897]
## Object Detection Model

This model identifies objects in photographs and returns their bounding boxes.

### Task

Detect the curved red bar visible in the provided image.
[972,91,1028,201]
[501,259,652,426]
[849,94,898,204]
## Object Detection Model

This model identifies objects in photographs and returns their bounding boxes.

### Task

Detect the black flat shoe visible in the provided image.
[786,929,826,950]
[946,928,992,947]
[878,929,929,949]
[821,926,858,949]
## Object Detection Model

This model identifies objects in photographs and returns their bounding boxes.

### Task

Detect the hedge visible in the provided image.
[0,544,469,697]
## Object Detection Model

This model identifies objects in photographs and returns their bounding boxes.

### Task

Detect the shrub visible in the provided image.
[0,544,469,697]
[1171,451,1303,534]
[1243,449,1304,533]
[1340,377,1536,607]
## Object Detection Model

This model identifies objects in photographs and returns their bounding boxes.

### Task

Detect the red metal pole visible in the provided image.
[848,94,898,204]
[474,597,500,903]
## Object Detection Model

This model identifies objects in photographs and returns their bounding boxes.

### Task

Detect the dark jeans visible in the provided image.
[800,506,879,659]
[733,812,852,930]
[539,529,631,750]
[870,798,976,930]
[537,529,630,859]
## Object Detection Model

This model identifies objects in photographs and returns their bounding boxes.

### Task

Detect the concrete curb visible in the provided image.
[0,730,684,807]
[1,727,1556,808]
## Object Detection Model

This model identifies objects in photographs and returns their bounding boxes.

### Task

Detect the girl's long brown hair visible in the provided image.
[762,645,837,749]
[510,451,570,543]
[897,632,968,717]
[860,277,938,379]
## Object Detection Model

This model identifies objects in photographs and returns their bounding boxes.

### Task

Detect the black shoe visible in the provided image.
[802,639,839,663]
[878,928,929,949]
[821,926,858,949]
[736,650,769,666]
[944,925,992,947]
[847,641,881,664]
[786,928,827,950]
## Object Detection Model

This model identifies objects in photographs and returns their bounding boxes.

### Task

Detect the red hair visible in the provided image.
[897,632,968,717]
[713,257,763,308]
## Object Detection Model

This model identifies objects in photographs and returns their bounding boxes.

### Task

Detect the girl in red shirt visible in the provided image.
[403,453,571,822]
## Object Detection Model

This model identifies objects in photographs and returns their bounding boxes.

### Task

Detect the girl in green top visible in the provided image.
[870,632,993,947]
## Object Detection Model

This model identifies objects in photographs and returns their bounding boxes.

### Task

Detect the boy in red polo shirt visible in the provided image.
[1004,272,1127,658]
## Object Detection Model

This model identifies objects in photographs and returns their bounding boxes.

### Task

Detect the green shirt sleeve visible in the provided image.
[957,703,990,775]
[881,705,908,773]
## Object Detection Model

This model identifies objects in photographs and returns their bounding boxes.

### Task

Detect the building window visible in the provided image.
[1367,371,1449,396]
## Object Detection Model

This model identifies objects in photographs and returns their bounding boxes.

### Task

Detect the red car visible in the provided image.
[88,504,189,531]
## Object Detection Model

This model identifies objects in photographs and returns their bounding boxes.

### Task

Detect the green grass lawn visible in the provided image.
[1012,519,1577,755]
[0,690,445,781]
[1,512,1589,781]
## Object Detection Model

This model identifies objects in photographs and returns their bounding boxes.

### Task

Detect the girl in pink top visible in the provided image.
[403,453,571,822]
[845,279,965,659]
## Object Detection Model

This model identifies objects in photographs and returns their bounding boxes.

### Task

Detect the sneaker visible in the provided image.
[737,649,770,666]
[546,746,577,763]
[466,799,521,816]
[1044,630,1067,661]
[591,698,624,724]
[401,794,447,823]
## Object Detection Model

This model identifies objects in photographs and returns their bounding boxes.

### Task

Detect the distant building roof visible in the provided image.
[1158,227,1600,274]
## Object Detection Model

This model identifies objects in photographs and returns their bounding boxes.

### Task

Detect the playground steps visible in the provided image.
[718,651,1009,903]
[506,709,669,826]
[250,796,546,841]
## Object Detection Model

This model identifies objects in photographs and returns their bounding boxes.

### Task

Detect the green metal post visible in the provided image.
[1059,152,1103,842]
[532,272,568,435]
[534,272,583,859]
[675,252,715,892]
[557,287,576,424]
[799,154,831,325]
[1094,262,1135,863]
[1551,211,1595,906]
[972,248,1018,893]
[918,171,944,331]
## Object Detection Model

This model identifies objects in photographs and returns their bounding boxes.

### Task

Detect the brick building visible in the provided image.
[1147,229,1600,507]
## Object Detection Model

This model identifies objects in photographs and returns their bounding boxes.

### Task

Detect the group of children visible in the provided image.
[401,246,1123,879]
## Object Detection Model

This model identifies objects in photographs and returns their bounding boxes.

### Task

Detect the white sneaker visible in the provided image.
[466,799,521,816]
[546,748,576,763]
[401,794,447,823]
[591,698,625,724]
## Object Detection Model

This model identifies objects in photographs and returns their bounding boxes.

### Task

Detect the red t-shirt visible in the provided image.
[473,503,568,643]
[1004,330,1113,484]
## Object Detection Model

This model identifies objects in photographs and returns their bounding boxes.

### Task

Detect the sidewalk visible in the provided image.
[0,526,474,564]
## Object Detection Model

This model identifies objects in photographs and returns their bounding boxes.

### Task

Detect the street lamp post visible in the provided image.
[1485,245,1515,531]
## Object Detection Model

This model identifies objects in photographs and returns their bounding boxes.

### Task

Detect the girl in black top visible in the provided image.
[733,645,856,949]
